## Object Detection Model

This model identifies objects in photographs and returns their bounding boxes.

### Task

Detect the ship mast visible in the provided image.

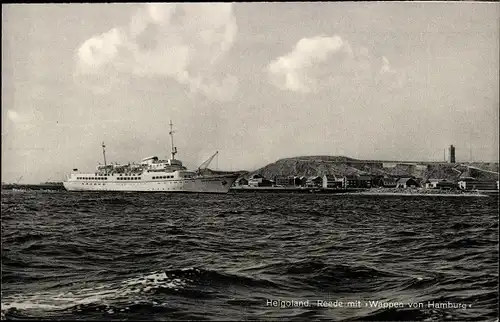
[169,120,177,160]
[102,142,107,174]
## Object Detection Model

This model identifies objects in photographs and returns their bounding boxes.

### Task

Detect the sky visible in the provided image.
[2,2,499,183]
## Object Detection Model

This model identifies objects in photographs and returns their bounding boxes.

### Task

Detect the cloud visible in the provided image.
[74,3,238,101]
[5,110,35,131]
[7,110,22,123]
[267,35,405,93]
[380,56,394,75]
[378,56,406,92]
[4,109,94,133]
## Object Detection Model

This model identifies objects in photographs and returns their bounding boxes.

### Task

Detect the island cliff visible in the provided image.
[246,156,499,181]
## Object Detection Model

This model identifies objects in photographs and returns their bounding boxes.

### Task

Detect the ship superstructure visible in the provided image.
[63,121,238,193]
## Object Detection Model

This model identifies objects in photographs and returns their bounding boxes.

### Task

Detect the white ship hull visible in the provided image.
[64,174,238,193]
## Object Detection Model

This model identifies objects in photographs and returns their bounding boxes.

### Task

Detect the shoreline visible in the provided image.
[230,186,495,197]
[346,187,493,197]
[347,192,489,197]
[2,185,496,197]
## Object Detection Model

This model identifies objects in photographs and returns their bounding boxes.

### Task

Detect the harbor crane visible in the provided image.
[197,151,219,175]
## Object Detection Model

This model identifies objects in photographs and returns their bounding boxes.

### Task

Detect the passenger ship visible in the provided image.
[63,121,239,193]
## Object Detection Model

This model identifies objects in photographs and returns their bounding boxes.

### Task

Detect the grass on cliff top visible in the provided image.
[278,155,359,162]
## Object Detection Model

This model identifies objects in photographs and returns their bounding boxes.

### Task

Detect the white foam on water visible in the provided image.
[1,302,60,311]
[1,270,187,313]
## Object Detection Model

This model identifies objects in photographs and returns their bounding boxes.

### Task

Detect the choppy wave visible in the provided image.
[1,190,498,320]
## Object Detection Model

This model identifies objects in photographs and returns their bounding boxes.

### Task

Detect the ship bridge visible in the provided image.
[141,156,158,165]
[142,156,183,166]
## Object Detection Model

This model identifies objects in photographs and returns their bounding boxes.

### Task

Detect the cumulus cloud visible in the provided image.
[5,110,35,131]
[74,3,238,101]
[380,56,394,75]
[7,110,30,127]
[7,110,21,123]
[5,109,92,132]
[377,56,406,91]
[267,35,405,93]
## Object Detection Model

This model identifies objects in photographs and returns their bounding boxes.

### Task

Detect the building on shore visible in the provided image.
[274,176,305,187]
[323,175,343,188]
[372,176,397,187]
[425,179,444,189]
[248,174,274,187]
[342,175,359,188]
[274,176,292,186]
[341,174,372,188]
[458,179,498,191]
[235,177,249,186]
[306,176,323,187]
[424,178,459,189]
[381,177,397,187]
[357,175,372,188]
[396,177,419,188]
[435,180,457,190]
[423,178,458,190]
